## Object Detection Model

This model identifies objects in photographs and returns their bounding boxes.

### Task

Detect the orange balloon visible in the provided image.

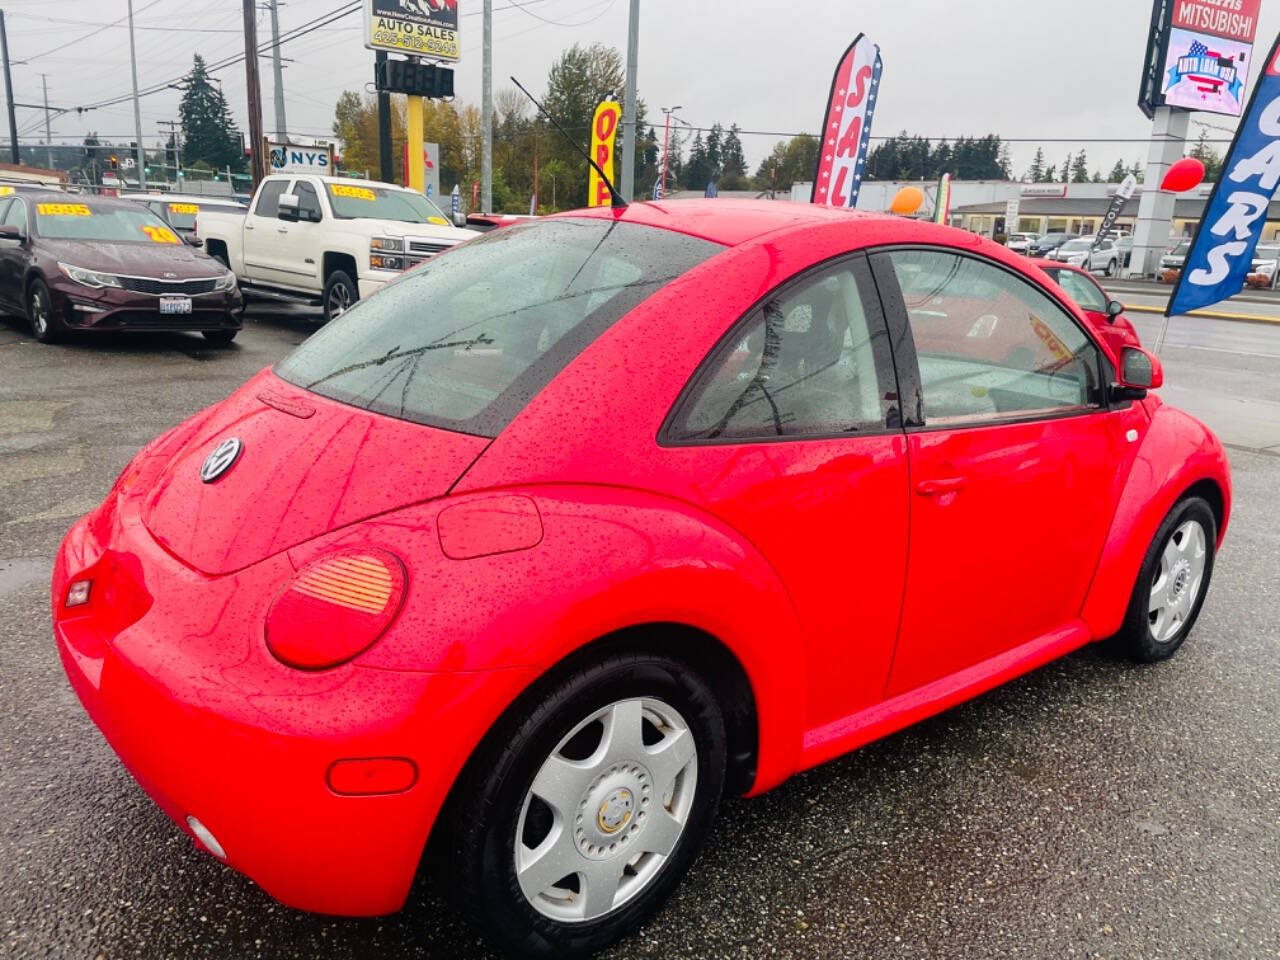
[890,186,925,215]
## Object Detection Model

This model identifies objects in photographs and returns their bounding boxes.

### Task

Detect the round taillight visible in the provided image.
[265,549,406,669]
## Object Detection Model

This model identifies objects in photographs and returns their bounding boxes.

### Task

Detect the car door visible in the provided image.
[0,198,29,311]
[242,177,291,285]
[660,255,911,731]
[871,247,1140,697]
[272,180,325,290]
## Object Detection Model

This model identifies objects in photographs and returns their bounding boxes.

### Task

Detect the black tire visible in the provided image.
[322,269,358,324]
[201,329,238,345]
[1113,496,1217,663]
[26,276,58,343]
[1103,258,1115,278]
[447,652,727,959]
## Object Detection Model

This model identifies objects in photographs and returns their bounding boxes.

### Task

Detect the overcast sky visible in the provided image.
[5,0,1280,180]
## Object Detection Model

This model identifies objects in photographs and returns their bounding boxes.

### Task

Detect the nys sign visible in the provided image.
[268,143,334,175]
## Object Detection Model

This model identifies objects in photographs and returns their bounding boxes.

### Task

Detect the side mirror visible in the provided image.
[1106,299,1124,322]
[1112,346,1164,401]
[452,212,467,228]
[277,194,300,222]
[182,233,202,247]
[0,224,20,241]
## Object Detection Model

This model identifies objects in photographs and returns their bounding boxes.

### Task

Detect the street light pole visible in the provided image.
[481,0,492,213]
[242,0,267,188]
[0,11,17,164]
[620,0,639,202]
[40,73,52,169]
[268,0,287,141]
[660,106,681,200]
[126,0,147,189]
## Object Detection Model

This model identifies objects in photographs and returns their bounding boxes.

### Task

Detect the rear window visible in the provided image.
[275,218,722,436]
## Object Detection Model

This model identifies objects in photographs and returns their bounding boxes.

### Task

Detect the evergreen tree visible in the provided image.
[683,132,709,189]
[1070,150,1090,183]
[1044,164,1057,183]
[1027,148,1046,183]
[931,139,952,178]
[1107,159,1129,182]
[1130,160,1144,183]
[1061,154,1073,182]
[998,142,1013,180]
[179,55,243,172]
[704,123,723,178]
[721,124,747,177]
[1189,130,1224,182]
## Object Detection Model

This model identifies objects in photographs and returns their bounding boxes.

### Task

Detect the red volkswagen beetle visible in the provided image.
[1032,258,1142,359]
[53,201,1230,959]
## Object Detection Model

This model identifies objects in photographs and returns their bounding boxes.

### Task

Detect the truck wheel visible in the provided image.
[323,270,358,324]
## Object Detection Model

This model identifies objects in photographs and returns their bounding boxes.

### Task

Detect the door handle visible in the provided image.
[277,226,289,233]
[916,477,965,496]
[245,223,254,230]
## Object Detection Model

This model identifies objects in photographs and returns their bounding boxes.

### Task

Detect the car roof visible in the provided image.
[559,197,908,247]
[121,192,245,206]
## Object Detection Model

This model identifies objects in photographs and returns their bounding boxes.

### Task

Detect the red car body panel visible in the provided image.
[1029,258,1142,359]
[53,200,1231,917]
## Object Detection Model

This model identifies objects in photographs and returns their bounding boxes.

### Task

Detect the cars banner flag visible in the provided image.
[811,34,883,209]
[1093,174,1137,249]
[1169,34,1280,316]
[588,100,622,208]
[933,173,951,224]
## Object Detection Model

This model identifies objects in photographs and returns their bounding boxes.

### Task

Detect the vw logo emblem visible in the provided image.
[200,438,243,484]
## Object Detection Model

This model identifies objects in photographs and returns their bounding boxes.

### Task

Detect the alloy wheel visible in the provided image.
[514,697,698,924]
[1148,519,1207,643]
[29,288,49,337]
[327,282,352,320]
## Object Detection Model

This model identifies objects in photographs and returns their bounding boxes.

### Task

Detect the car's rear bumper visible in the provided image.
[52,505,536,916]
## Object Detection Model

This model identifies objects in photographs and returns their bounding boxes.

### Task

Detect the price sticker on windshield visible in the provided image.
[330,184,376,201]
[141,224,181,244]
[169,203,199,215]
[428,216,449,226]
[38,203,91,216]
[0,186,14,197]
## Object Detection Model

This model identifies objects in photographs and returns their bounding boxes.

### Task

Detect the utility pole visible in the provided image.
[375,51,393,183]
[620,0,638,202]
[126,0,147,189]
[481,0,492,213]
[659,106,681,200]
[158,120,181,182]
[0,11,18,164]
[268,0,287,141]
[40,74,51,169]
[242,0,266,188]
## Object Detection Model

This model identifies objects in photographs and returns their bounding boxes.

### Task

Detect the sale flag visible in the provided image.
[588,99,623,208]
[811,35,883,209]
[933,173,952,224]
[1169,33,1280,315]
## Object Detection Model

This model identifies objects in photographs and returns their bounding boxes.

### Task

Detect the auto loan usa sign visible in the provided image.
[1169,34,1280,315]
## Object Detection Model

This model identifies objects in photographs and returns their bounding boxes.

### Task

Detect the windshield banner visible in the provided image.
[811,34,883,209]
[1169,33,1280,316]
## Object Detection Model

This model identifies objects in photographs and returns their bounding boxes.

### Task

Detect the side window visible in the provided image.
[667,262,895,441]
[253,179,289,218]
[295,182,322,222]
[887,249,1103,427]
[4,199,26,230]
[1052,269,1108,313]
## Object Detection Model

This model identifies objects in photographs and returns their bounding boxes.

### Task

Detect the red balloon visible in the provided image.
[1162,156,1206,193]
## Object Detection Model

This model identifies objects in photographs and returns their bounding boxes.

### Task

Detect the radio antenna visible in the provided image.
[510,76,627,209]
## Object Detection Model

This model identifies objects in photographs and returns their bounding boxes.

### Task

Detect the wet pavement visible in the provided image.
[2,306,1278,959]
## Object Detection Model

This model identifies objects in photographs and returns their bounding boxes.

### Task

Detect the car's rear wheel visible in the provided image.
[1113,496,1217,662]
[26,277,58,343]
[201,329,238,345]
[322,270,357,324]
[447,652,726,958]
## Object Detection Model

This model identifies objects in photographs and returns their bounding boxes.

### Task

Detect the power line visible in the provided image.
[21,0,166,63]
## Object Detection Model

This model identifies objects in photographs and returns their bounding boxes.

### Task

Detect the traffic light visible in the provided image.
[109,155,118,170]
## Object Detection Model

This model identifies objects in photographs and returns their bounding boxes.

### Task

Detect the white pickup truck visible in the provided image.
[198,173,476,322]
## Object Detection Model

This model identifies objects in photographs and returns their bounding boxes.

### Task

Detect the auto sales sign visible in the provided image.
[364,0,459,61]
[1169,33,1280,316]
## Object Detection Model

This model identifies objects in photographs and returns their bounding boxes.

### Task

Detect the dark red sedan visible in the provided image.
[0,192,243,344]
[1033,258,1141,359]
[54,201,1229,958]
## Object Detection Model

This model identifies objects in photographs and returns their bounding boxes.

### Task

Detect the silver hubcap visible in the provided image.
[327,282,351,319]
[30,290,48,335]
[1149,519,1207,643]
[515,698,698,923]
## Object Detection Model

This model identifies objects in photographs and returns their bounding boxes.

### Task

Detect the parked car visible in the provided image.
[1161,237,1192,272]
[1048,235,1122,276]
[0,191,242,344]
[198,174,477,323]
[1028,232,1077,257]
[1034,259,1141,359]
[1114,233,1134,268]
[1248,241,1280,288]
[54,200,1230,959]
[1005,232,1039,254]
[122,192,248,239]
[466,212,536,232]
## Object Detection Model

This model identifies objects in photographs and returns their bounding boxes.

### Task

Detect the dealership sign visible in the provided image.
[1141,0,1261,118]
[1169,34,1280,315]
[811,34,883,209]
[363,0,459,61]
[267,141,334,174]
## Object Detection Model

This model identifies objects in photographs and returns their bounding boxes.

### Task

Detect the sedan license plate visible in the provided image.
[159,296,192,316]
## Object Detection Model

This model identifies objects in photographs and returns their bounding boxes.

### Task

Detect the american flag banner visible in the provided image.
[811,35,883,209]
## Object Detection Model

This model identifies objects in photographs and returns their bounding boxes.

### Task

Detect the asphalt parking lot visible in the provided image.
[2,306,1278,960]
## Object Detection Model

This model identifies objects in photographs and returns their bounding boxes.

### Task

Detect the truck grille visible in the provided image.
[120,276,218,295]
[407,239,455,256]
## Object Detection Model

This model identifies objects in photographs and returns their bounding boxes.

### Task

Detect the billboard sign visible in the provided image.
[364,0,459,61]
[587,100,622,208]
[1143,0,1263,118]
[811,34,883,209]
[267,141,335,174]
[1168,33,1280,316]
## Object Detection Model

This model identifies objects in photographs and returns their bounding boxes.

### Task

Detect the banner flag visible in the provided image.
[933,173,952,224]
[811,34,883,209]
[587,100,623,208]
[1093,174,1137,249]
[1169,34,1280,316]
